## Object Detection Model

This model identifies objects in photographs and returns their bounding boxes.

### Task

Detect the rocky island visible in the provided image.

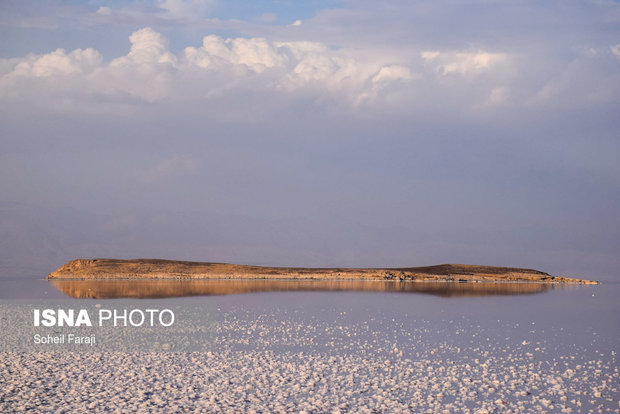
[48,259,597,284]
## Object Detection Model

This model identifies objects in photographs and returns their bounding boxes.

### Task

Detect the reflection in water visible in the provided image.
[50,279,556,299]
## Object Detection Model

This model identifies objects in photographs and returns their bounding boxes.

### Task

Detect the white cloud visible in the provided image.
[8,48,103,77]
[372,65,412,83]
[183,34,389,92]
[111,27,177,69]
[486,86,510,105]
[473,86,511,110]
[184,35,287,71]
[96,6,112,16]
[1,26,614,117]
[0,28,417,112]
[422,50,507,75]
[420,51,440,61]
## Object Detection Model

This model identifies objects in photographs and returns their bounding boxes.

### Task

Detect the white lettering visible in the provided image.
[159,309,175,327]
[114,309,127,326]
[42,309,56,327]
[57,309,73,327]
[99,309,112,325]
[75,309,92,327]
[96,308,175,327]
[129,309,144,327]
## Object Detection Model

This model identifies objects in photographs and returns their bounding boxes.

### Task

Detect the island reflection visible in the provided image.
[49,279,556,299]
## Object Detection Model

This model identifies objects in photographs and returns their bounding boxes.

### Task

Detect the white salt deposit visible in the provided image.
[1,302,618,412]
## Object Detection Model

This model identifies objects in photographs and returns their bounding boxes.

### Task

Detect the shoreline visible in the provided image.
[46,277,582,283]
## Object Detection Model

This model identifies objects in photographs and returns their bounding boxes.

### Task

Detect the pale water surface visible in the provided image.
[0,277,618,411]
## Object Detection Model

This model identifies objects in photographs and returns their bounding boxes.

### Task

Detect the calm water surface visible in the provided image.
[1,277,617,353]
[1,277,618,410]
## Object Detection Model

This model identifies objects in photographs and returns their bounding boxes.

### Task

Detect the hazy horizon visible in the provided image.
[1,0,619,281]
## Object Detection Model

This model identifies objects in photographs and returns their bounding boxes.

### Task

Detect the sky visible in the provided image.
[0,0,619,281]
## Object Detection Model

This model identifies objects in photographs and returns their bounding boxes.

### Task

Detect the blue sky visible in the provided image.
[0,0,619,280]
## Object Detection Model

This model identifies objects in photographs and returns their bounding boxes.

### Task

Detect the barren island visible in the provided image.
[48,259,597,284]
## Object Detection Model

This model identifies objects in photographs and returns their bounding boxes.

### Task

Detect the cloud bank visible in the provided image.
[0,27,418,113]
[2,23,617,120]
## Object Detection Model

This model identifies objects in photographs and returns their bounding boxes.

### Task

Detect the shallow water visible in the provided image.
[0,277,618,354]
[0,277,559,299]
[0,277,618,412]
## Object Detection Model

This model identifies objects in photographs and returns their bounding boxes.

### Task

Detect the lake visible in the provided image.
[0,277,618,412]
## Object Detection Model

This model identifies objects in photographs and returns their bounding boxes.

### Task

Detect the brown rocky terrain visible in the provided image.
[48,258,597,284]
